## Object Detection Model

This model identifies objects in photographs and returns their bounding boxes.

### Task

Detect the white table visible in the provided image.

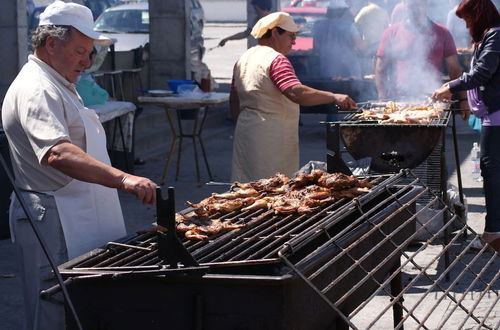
[138,92,229,185]
[92,101,136,171]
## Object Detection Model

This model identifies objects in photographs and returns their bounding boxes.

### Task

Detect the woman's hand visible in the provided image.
[431,83,453,102]
[333,94,357,110]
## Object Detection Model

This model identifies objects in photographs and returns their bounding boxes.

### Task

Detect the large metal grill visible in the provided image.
[54,170,499,330]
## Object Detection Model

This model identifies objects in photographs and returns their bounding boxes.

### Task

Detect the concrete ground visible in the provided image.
[1,23,498,329]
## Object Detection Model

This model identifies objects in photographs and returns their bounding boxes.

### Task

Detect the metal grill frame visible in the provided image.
[278,171,499,330]
[56,171,499,330]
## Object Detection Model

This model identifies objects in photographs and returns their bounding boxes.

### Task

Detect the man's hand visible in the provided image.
[120,175,157,205]
[218,39,227,47]
[333,94,357,110]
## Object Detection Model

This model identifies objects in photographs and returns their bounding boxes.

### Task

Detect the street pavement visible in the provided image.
[1,23,498,329]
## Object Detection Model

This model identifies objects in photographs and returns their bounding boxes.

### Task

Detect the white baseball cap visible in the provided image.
[39,1,111,45]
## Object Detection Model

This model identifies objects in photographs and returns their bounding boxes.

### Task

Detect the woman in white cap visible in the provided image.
[230,12,357,183]
[2,2,157,329]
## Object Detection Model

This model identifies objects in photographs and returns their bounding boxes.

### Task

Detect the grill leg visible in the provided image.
[440,130,451,282]
[390,260,404,330]
[195,294,203,330]
[335,314,350,330]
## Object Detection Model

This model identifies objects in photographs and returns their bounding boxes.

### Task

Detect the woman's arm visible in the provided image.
[450,31,500,92]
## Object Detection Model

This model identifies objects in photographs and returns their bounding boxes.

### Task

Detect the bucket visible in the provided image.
[167,79,196,93]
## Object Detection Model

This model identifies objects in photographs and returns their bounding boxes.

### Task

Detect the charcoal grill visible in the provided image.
[56,172,417,329]
[328,103,451,174]
[54,171,499,330]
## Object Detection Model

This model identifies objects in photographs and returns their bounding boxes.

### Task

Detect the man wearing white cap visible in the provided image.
[230,12,356,183]
[1,2,157,328]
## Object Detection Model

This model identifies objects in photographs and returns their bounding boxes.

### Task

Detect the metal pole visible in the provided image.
[451,112,467,240]
[0,148,83,330]
[390,260,404,330]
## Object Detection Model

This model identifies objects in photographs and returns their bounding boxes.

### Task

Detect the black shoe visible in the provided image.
[134,158,146,165]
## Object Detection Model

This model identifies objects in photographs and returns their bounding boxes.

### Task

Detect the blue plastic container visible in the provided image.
[167,79,196,93]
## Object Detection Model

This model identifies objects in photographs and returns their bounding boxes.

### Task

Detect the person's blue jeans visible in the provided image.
[480,126,500,232]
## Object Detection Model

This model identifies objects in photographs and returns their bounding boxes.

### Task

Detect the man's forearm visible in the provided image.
[46,141,125,189]
[374,57,389,98]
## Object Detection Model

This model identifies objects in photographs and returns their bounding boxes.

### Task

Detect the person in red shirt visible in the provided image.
[374,0,467,115]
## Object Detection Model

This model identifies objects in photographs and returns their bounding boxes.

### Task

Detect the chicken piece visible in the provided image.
[271,196,301,215]
[300,184,332,200]
[185,231,209,240]
[249,173,291,193]
[288,169,325,189]
[136,225,167,234]
[317,173,362,190]
[241,196,274,212]
[212,187,260,199]
[331,187,371,199]
[187,197,258,217]
[297,205,319,214]
[180,219,246,240]
[302,196,336,208]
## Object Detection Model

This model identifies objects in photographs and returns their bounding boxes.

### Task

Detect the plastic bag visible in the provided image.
[177,84,204,97]
[296,158,371,176]
[468,114,482,132]
[413,183,467,241]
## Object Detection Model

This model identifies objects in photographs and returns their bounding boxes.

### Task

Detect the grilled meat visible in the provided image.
[288,169,325,189]
[212,187,260,199]
[317,172,367,190]
[355,101,446,124]
[173,170,373,239]
[186,197,258,217]
[248,172,291,193]
[176,216,246,240]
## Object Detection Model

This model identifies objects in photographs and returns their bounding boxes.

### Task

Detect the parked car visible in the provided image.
[287,0,330,8]
[281,6,327,51]
[93,2,149,52]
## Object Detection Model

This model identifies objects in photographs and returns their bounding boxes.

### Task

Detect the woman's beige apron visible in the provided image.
[231,45,300,183]
[53,89,126,259]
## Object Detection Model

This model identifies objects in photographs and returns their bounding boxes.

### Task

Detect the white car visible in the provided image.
[94,2,149,52]
[94,1,205,59]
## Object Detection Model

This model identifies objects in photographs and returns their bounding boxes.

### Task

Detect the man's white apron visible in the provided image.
[53,102,126,259]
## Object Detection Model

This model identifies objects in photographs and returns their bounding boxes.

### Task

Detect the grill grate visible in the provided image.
[66,174,394,271]
[340,110,451,127]
[279,171,499,329]
[339,100,452,128]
